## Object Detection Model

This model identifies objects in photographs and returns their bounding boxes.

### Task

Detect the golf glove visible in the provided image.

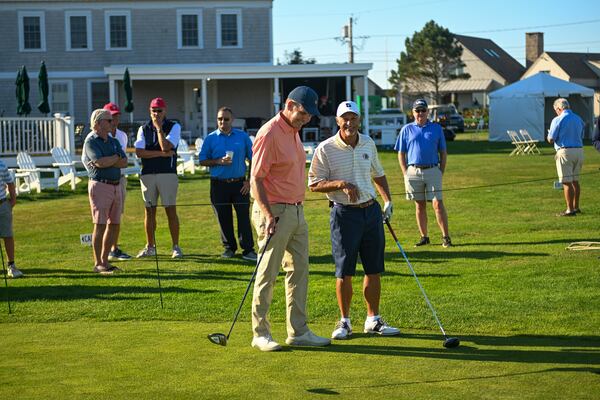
[383,201,393,221]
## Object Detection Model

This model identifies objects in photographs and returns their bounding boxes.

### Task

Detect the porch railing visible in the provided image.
[0,114,75,156]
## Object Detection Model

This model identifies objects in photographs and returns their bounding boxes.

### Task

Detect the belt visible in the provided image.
[211,177,245,183]
[559,147,582,149]
[274,201,303,206]
[93,178,120,186]
[409,164,437,169]
[336,199,375,208]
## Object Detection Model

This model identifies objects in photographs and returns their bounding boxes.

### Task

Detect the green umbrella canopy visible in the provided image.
[124,68,134,113]
[37,61,50,114]
[16,65,32,116]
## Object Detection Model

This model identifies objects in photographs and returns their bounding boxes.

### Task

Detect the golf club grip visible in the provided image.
[384,219,399,242]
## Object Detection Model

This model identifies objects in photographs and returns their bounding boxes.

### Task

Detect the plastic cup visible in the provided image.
[225,151,234,159]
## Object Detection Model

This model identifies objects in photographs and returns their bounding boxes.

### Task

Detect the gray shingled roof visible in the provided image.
[453,34,525,83]
[545,52,600,80]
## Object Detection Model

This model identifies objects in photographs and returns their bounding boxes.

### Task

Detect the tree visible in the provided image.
[283,48,316,65]
[389,20,469,104]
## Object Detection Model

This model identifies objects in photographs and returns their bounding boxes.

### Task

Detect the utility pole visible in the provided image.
[342,17,354,63]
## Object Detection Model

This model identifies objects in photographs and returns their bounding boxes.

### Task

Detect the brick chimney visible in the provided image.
[526,32,544,68]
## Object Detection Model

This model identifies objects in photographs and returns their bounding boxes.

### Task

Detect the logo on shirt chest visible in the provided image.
[362,153,369,160]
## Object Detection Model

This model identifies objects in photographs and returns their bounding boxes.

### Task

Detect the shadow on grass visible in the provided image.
[298,333,600,395]
[21,268,256,282]
[306,365,600,395]
[4,284,211,302]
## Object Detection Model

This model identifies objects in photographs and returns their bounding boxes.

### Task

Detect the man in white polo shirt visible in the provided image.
[308,100,400,340]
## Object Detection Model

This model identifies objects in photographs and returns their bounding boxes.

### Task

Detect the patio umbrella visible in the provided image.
[37,61,50,115]
[16,65,32,116]
[124,68,134,113]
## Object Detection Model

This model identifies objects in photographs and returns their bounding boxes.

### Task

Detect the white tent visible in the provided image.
[489,73,595,142]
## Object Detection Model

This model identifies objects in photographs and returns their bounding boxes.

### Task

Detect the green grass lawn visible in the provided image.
[1,133,599,399]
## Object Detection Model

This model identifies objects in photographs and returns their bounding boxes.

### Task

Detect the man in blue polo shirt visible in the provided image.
[395,99,452,248]
[83,109,128,274]
[199,107,256,261]
[547,98,585,216]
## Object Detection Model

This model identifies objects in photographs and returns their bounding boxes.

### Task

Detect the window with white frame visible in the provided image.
[89,81,110,114]
[105,10,131,50]
[18,11,46,51]
[177,9,203,49]
[66,11,92,50]
[50,81,73,116]
[216,9,242,48]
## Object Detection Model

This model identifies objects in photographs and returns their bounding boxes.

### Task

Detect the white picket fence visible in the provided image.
[0,114,75,166]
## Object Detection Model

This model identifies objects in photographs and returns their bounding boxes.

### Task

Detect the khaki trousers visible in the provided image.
[251,202,309,338]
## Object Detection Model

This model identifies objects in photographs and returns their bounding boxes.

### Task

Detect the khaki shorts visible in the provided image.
[0,200,13,238]
[555,148,584,183]
[88,180,122,225]
[140,173,178,207]
[404,165,444,201]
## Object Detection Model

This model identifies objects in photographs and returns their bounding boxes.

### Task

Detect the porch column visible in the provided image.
[345,75,352,101]
[273,78,281,114]
[109,78,116,103]
[363,75,369,136]
[201,78,208,138]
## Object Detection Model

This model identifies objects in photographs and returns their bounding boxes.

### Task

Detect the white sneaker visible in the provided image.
[7,264,23,278]
[251,335,282,352]
[172,245,183,259]
[331,320,352,340]
[364,317,400,336]
[286,330,331,346]
[136,245,156,258]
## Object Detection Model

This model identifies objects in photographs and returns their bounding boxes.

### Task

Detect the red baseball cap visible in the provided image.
[150,97,167,109]
[103,102,121,115]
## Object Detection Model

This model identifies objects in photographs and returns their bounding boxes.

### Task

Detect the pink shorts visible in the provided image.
[88,180,123,224]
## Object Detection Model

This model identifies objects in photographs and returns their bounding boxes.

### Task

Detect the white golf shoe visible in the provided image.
[364,317,400,336]
[251,335,282,352]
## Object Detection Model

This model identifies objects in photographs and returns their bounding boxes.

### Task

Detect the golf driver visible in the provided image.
[208,220,277,347]
[0,242,12,314]
[384,219,460,348]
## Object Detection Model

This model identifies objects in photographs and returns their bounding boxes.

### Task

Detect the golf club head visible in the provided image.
[207,333,228,346]
[443,337,460,348]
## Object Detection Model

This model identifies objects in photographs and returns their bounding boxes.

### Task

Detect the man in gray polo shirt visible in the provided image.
[82,109,128,274]
[309,100,399,340]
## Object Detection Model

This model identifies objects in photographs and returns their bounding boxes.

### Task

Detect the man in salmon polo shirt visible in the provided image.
[249,86,331,351]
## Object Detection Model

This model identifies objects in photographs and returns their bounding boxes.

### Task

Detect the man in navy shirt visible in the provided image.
[394,99,452,248]
[547,98,585,216]
[83,109,128,274]
[134,98,183,258]
[199,107,256,261]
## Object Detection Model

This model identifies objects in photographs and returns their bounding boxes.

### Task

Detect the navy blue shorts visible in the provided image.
[330,201,385,278]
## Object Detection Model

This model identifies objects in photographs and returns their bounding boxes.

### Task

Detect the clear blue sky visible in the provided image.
[272,0,600,88]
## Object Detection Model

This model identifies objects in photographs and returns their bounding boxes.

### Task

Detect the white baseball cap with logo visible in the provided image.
[336,101,360,117]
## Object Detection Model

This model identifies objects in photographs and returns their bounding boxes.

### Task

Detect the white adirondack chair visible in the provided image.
[194,137,208,172]
[177,139,196,175]
[51,147,88,190]
[16,151,61,193]
[123,153,141,177]
[8,169,32,195]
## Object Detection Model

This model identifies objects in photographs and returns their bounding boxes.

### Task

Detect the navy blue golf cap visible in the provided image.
[287,86,320,116]
[412,99,428,109]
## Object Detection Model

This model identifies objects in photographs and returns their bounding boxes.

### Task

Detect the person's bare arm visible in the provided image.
[439,150,447,174]
[7,182,16,207]
[373,175,391,203]
[398,152,408,175]
[309,180,358,203]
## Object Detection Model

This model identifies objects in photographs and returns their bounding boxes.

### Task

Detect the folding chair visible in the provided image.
[566,242,600,251]
[507,130,526,156]
[519,129,541,154]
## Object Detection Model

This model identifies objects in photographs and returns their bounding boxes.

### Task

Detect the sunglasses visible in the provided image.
[151,109,164,113]
[217,118,231,122]
[414,108,428,113]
